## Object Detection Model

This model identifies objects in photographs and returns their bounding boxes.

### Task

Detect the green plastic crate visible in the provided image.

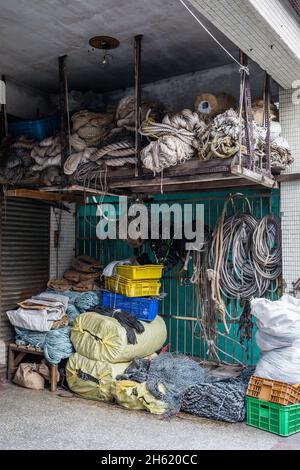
[247,397,300,437]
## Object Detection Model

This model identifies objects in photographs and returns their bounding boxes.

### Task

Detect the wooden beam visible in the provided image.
[109,172,240,189]
[231,165,278,189]
[4,188,82,203]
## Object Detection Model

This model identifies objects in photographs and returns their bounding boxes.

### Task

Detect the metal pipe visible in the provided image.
[264,73,272,176]
[239,51,254,170]
[134,35,143,178]
[1,75,8,138]
[59,55,69,186]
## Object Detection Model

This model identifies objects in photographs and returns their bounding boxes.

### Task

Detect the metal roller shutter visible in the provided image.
[0,198,50,380]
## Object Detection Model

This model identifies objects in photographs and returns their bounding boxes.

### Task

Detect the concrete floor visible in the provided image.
[1,382,300,450]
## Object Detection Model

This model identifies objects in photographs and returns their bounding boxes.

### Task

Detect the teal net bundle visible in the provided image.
[15,326,74,364]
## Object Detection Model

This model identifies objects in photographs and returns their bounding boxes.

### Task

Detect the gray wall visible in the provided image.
[102,62,279,113]
[4,79,55,120]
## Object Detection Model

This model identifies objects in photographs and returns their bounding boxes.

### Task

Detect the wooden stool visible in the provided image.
[8,343,59,392]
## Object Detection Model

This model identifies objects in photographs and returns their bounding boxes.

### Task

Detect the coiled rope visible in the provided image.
[15,326,74,364]
[208,195,282,334]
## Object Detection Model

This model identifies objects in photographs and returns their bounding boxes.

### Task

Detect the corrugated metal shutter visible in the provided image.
[0,198,50,380]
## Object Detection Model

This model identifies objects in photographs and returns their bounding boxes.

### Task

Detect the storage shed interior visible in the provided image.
[0,1,294,430]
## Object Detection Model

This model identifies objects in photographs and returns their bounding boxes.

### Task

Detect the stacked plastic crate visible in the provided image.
[103,265,164,322]
[246,376,300,436]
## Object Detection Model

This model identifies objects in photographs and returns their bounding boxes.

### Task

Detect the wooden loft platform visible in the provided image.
[105,157,278,194]
[2,157,278,203]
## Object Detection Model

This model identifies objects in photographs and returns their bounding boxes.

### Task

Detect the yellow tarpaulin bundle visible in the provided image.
[71,313,167,363]
[66,352,129,402]
[111,380,169,415]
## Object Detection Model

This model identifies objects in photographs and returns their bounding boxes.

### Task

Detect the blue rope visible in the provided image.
[15,326,74,365]
[47,289,101,323]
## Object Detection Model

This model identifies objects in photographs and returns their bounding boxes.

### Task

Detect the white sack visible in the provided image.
[251,295,300,339]
[255,343,300,385]
[6,308,53,331]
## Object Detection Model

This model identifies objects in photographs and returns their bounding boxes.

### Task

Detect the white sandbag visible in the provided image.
[255,343,300,384]
[251,295,300,339]
[6,308,53,331]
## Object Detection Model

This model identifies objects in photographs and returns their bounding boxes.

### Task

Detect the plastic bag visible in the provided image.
[255,343,300,384]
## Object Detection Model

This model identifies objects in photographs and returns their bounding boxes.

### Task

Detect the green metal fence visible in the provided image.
[76,188,280,366]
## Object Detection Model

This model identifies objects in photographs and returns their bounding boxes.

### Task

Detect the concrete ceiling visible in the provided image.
[0,0,239,93]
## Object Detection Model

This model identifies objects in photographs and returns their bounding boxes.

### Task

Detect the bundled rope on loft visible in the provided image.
[140,109,207,173]
[14,326,74,364]
[198,108,251,161]
[87,129,137,166]
[116,95,163,131]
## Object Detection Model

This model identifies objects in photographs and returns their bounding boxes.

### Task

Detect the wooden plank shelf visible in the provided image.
[2,158,279,202]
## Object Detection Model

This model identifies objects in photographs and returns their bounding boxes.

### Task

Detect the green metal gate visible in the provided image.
[76,188,280,366]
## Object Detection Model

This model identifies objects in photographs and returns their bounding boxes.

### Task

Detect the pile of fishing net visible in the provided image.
[181,367,254,423]
[0,136,37,184]
[48,256,102,293]
[115,353,254,421]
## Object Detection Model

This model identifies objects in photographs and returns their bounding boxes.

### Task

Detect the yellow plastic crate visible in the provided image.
[105,276,161,298]
[116,264,164,280]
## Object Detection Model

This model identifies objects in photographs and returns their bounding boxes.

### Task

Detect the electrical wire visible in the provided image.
[179,0,250,75]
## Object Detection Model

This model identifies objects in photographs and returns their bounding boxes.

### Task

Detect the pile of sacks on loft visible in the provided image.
[0,91,293,188]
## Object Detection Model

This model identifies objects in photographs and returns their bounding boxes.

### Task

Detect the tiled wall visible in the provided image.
[49,204,76,279]
[280,88,300,292]
[190,0,300,88]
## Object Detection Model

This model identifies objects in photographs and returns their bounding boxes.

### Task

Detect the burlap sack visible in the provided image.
[13,363,45,390]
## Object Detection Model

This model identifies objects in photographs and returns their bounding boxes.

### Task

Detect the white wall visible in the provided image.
[50,204,76,279]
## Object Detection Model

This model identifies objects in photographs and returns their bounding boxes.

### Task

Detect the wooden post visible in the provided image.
[59,55,69,186]
[1,74,8,139]
[134,35,143,178]
[50,364,58,392]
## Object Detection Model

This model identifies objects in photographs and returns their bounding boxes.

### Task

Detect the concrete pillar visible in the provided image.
[279,89,300,292]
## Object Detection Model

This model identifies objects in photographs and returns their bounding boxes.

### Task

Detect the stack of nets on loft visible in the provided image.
[48,256,102,292]
[140,97,293,174]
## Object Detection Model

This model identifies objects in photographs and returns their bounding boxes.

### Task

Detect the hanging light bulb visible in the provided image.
[88,36,120,67]
[101,52,113,66]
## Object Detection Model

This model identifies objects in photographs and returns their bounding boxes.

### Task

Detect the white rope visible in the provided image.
[179,0,250,75]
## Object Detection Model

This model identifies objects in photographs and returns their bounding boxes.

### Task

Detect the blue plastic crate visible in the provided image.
[102,291,159,322]
[8,115,59,141]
